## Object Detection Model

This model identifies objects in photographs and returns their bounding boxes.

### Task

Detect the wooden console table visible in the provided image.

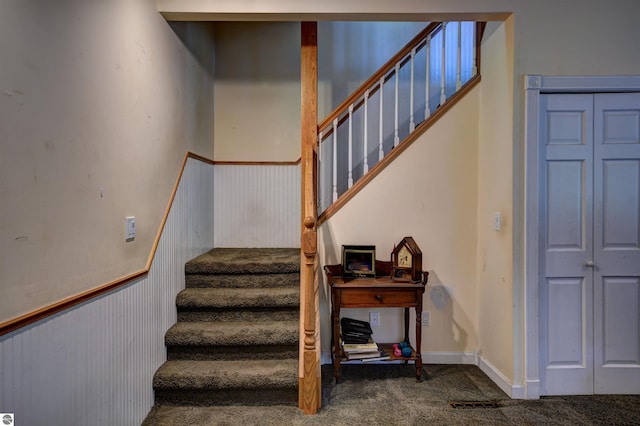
[325,262,427,383]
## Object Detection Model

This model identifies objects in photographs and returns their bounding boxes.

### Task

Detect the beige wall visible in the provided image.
[213,22,300,161]
[319,87,480,354]
[0,0,215,323]
[477,18,514,380]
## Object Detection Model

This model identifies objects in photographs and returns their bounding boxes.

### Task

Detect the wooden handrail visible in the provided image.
[317,22,441,132]
[0,151,214,337]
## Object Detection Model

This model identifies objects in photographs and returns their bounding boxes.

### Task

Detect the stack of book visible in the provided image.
[340,317,390,362]
[340,317,373,344]
[342,341,390,361]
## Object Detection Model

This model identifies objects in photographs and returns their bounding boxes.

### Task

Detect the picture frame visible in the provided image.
[342,245,376,278]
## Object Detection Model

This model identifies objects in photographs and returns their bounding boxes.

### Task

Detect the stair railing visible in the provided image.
[317,21,482,218]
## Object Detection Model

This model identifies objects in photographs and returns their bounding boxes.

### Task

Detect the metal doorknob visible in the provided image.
[585,260,595,267]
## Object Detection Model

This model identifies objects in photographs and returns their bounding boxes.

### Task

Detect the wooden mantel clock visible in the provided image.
[391,236,423,283]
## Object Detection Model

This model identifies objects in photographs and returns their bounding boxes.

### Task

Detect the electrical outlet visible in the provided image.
[421,311,430,327]
[369,312,380,327]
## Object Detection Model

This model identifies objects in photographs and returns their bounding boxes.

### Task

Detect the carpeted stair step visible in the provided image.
[153,359,298,406]
[185,272,300,289]
[165,320,299,360]
[185,247,300,275]
[176,287,300,322]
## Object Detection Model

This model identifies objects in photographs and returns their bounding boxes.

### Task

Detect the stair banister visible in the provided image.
[317,21,485,219]
[317,22,442,132]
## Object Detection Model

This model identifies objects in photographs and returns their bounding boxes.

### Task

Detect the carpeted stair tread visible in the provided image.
[177,287,299,309]
[185,248,300,275]
[153,359,298,390]
[165,321,298,347]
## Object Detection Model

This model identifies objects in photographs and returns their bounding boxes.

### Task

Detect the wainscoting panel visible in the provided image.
[0,156,214,425]
[213,164,301,248]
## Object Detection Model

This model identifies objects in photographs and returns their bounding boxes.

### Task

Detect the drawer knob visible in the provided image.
[375,294,383,302]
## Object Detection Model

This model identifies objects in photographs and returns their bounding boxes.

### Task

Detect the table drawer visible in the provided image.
[340,289,419,306]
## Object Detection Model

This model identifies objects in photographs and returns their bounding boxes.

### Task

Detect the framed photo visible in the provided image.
[342,245,376,278]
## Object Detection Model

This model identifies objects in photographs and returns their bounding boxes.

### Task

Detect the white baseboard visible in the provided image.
[477,355,524,399]
[525,379,540,399]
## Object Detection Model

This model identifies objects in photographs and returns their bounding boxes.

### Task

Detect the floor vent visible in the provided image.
[448,400,502,409]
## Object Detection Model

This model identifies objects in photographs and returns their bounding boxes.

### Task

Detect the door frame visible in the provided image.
[523,75,640,399]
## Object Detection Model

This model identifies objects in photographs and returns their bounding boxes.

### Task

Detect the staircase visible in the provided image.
[145,248,300,417]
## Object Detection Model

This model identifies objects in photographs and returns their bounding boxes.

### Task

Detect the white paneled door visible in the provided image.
[540,93,640,395]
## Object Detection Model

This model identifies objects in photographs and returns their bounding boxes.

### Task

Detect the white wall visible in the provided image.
[213,164,300,247]
[0,157,214,425]
[0,0,215,324]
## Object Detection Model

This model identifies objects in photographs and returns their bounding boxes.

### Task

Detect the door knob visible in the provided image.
[585,260,595,267]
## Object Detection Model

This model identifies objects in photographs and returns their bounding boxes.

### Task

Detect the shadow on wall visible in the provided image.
[318,225,340,354]
[425,270,468,351]
[169,21,216,77]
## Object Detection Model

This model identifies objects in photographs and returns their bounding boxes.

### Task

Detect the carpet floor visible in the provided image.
[143,363,640,425]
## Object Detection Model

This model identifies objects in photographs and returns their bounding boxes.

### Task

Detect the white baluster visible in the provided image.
[394,63,400,147]
[472,22,478,76]
[378,77,384,161]
[363,90,369,174]
[348,104,353,188]
[440,22,447,106]
[425,34,431,119]
[332,118,338,202]
[456,22,462,90]
[409,47,416,133]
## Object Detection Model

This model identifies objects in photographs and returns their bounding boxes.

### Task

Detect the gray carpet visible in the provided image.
[143,363,640,425]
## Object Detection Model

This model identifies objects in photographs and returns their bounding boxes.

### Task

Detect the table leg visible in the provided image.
[415,296,423,382]
[332,293,342,384]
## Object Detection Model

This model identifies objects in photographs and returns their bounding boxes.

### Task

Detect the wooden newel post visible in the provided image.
[300,21,320,414]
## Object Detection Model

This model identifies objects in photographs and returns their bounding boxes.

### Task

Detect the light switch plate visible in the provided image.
[125,216,136,241]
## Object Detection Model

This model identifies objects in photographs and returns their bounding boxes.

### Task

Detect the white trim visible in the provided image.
[526,75,640,93]
[478,356,525,399]
[523,74,640,401]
